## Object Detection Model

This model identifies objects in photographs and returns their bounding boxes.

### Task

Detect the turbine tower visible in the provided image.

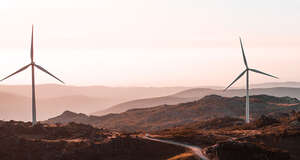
[224,37,278,123]
[1,25,64,125]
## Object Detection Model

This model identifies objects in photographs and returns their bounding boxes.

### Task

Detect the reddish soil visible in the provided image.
[0,121,187,160]
[153,112,300,160]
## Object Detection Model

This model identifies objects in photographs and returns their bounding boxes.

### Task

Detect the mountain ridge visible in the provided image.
[93,87,300,116]
[47,94,300,132]
[0,85,189,121]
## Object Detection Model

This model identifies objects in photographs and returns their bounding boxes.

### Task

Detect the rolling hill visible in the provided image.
[0,84,188,121]
[93,87,300,116]
[95,96,196,116]
[0,93,115,121]
[47,94,300,132]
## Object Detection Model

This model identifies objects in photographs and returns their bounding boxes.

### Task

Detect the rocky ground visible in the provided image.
[0,121,188,160]
[152,111,300,160]
[3,94,300,160]
[1,112,299,160]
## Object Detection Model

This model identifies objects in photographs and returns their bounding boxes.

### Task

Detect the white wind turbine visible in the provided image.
[224,37,278,123]
[1,25,64,125]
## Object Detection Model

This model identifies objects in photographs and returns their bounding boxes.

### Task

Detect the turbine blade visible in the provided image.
[31,25,34,63]
[34,64,65,84]
[224,70,247,91]
[249,69,278,79]
[1,64,31,81]
[239,37,248,68]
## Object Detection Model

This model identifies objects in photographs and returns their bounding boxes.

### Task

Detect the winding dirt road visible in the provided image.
[143,136,209,160]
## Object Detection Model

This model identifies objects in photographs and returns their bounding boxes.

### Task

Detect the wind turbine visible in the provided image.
[1,25,64,125]
[224,37,278,123]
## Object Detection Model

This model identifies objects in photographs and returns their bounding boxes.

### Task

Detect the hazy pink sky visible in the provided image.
[0,0,299,87]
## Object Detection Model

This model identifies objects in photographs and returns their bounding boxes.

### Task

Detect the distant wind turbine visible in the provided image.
[224,37,278,123]
[1,25,65,125]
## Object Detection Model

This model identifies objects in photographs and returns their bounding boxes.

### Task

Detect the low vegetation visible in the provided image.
[154,111,300,160]
[47,95,300,133]
[0,121,186,160]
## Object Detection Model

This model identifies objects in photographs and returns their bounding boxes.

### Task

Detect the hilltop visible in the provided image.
[47,94,300,132]
[93,87,300,116]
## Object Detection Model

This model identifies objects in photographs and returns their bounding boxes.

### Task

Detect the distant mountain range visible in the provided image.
[251,81,300,88]
[0,92,115,121]
[46,94,300,132]
[2,82,300,121]
[93,87,300,116]
[193,81,300,89]
[0,84,189,99]
[0,84,188,121]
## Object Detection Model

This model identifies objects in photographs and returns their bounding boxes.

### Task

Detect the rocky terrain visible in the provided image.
[3,114,299,160]
[0,121,189,160]
[2,94,300,160]
[153,112,300,160]
[47,94,300,132]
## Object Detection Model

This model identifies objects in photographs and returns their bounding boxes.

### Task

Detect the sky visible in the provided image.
[0,0,299,87]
